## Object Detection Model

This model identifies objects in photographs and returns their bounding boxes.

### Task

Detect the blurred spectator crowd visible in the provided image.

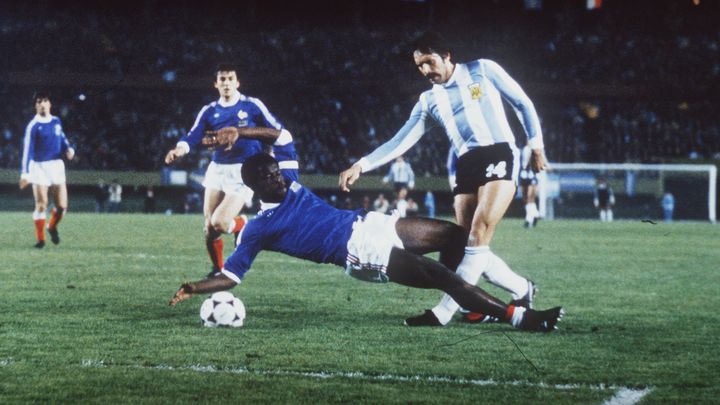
[1,0,718,176]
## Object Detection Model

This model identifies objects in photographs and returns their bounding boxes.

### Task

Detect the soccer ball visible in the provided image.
[199,291,246,327]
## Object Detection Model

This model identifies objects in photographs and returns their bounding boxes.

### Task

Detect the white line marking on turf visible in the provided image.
[77,359,653,402]
[603,387,654,405]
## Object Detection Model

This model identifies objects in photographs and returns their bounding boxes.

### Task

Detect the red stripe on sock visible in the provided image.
[49,208,64,230]
[505,305,516,322]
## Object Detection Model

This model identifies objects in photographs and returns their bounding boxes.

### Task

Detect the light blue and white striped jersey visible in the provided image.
[383,159,415,187]
[21,115,72,175]
[358,59,543,173]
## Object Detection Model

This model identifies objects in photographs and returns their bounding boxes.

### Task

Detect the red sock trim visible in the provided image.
[505,305,516,322]
[232,216,247,234]
[213,238,224,268]
[34,219,46,241]
[49,208,64,230]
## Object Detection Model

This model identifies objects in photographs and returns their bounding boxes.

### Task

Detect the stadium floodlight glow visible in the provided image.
[538,163,717,223]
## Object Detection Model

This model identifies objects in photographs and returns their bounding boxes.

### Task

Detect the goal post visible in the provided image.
[538,163,717,223]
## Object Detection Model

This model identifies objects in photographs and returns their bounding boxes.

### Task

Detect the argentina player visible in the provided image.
[339,32,548,326]
[165,64,297,276]
[20,92,75,249]
[169,153,563,333]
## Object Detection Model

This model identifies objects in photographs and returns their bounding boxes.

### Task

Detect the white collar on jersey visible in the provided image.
[439,62,460,88]
[34,114,54,124]
[259,201,280,212]
[217,91,242,107]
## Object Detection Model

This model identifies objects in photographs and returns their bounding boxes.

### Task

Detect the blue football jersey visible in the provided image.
[21,115,71,175]
[222,182,364,282]
[179,92,284,164]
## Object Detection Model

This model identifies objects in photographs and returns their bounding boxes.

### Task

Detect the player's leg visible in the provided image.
[388,248,561,331]
[47,184,68,245]
[427,180,532,325]
[395,217,467,272]
[204,188,226,274]
[523,183,539,228]
[31,184,49,248]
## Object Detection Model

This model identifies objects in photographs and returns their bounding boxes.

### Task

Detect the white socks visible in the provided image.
[430,246,531,325]
[482,254,530,301]
[524,202,538,223]
[33,210,46,221]
[431,246,491,325]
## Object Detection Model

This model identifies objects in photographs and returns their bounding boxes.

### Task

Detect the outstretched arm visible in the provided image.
[169,273,237,306]
[203,127,286,150]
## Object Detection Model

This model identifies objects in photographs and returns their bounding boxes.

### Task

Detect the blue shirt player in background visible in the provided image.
[164,64,297,277]
[169,153,563,333]
[20,92,75,249]
[339,31,548,326]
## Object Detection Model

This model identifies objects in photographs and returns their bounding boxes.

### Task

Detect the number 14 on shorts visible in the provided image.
[485,161,507,178]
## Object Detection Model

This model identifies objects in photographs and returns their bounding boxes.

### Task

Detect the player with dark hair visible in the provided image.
[20,92,75,248]
[339,31,548,326]
[164,64,297,276]
[170,154,563,332]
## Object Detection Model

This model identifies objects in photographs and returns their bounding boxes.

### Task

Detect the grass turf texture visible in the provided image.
[1,212,718,404]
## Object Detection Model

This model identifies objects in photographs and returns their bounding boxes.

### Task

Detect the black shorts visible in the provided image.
[453,143,517,195]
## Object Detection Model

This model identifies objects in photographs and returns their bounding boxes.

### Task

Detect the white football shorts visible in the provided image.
[345,211,404,283]
[202,161,254,200]
[28,159,66,186]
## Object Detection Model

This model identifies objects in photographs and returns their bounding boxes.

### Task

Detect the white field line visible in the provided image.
[72,359,653,403]
[603,388,654,405]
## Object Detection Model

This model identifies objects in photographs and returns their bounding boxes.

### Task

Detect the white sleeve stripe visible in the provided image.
[274,129,292,145]
[188,104,211,135]
[278,161,299,169]
[220,269,242,284]
[248,97,282,130]
[21,119,37,174]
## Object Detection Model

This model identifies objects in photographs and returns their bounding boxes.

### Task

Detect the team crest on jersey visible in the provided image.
[468,83,482,100]
[54,124,62,135]
[237,110,249,127]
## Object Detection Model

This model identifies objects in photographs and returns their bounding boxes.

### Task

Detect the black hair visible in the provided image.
[241,153,279,189]
[32,91,51,104]
[410,31,452,58]
[215,63,238,77]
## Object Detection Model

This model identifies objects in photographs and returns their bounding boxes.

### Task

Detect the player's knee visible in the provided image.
[209,217,228,234]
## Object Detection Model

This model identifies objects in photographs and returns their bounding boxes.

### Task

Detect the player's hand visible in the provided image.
[530,149,548,173]
[339,164,362,192]
[19,178,30,190]
[164,148,185,164]
[65,148,75,161]
[169,283,194,306]
[203,127,239,151]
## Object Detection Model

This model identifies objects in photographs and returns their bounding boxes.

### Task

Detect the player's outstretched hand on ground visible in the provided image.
[339,164,362,192]
[169,283,194,306]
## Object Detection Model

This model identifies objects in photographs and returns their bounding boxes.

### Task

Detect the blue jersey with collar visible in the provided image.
[21,115,71,175]
[222,181,363,282]
[180,93,284,164]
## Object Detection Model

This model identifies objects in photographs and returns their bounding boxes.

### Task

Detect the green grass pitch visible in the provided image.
[1,212,719,404]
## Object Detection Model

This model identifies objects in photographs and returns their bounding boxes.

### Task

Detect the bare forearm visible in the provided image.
[237,127,281,144]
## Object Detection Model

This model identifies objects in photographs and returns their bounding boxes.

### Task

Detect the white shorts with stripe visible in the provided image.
[202,161,254,201]
[345,211,404,283]
[27,159,66,186]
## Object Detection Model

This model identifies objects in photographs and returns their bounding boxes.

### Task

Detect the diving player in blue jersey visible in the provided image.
[170,153,563,333]
[339,31,548,326]
[164,64,297,276]
[19,92,75,249]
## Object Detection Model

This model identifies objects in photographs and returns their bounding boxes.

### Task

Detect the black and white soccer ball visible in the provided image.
[200,291,246,327]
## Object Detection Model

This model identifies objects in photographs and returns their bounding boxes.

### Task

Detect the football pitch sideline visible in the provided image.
[1,212,719,404]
